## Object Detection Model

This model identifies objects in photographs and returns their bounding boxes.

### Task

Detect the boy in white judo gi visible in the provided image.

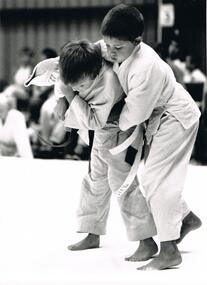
[57,40,158,258]
[25,40,158,261]
[100,4,202,270]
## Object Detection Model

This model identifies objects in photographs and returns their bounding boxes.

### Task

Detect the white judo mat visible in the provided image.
[0,157,206,285]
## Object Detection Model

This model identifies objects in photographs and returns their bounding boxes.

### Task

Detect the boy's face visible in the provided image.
[103,36,137,64]
[69,76,94,93]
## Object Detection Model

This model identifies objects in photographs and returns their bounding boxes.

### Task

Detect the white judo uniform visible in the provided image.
[62,62,157,240]
[100,41,200,242]
[0,109,33,158]
[60,62,158,240]
[25,60,157,241]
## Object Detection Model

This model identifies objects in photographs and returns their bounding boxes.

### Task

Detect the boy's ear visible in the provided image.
[133,36,142,46]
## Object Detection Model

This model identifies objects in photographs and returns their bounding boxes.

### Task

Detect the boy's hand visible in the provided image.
[55,78,75,104]
[54,97,69,121]
[61,84,75,104]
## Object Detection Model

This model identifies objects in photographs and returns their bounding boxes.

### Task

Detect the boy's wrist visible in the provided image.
[56,96,67,104]
[64,91,76,104]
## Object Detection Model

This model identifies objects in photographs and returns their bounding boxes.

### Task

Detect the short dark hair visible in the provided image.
[19,47,34,58]
[42,48,57,59]
[101,4,144,42]
[59,40,102,85]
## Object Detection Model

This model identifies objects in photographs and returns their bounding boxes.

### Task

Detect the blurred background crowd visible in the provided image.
[0,0,206,163]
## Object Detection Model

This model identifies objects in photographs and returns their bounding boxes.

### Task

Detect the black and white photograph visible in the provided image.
[0,0,206,284]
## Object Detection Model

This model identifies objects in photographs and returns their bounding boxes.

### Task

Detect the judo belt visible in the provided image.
[88,130,94,173]
[88,130,94,151]
[109,124,144,198]
[112,106,170,197]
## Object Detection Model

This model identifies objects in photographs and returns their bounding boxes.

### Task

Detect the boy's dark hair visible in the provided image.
[19,47,34,58]
[0,79,8,92]
[42,47,57,59]
[101,4,144,42]
[59,40,102,85]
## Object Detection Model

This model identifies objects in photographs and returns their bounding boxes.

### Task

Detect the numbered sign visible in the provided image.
[159,4,175,27]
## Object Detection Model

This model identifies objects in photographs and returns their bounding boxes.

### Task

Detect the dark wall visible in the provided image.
[162,0,206,73]
[0,5,157,81]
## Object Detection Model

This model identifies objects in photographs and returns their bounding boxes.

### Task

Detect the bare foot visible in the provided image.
[176,211,202,244]
[125,238,158,262]
[137,241,182,270]
[67,233,100,251]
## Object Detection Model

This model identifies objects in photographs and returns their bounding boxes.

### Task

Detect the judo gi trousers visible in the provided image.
[141,113,199,242]
[76,123,157,241]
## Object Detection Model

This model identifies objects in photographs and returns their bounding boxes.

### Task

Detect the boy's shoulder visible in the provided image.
[134,42,158,65]
[102,62,120,87]
[93,61,121,94]
[101,60,116,77]
[103,58,114,69]
[128,42,163,75]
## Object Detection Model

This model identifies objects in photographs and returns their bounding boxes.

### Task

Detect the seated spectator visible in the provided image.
[0,79,15,108]
[39,94,66,144]
[183,55,207,164]
[41,48,58,61]
[28,93,68,159]
[0,93,33,158]
[165,40,185,86]
[0,79,8,92]
[184,54,206,84]
[183,54,206,106]
[26,55,90,160]
[13,47,35,116]
[28,47,68,158]
[29,47,58,124]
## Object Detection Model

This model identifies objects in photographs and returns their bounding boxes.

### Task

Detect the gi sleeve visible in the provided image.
[54,76,75,103]
[95,39,111,62]
[119,61,166,131]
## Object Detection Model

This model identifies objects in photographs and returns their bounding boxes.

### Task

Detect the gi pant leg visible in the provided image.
[141,114,199,242]
[76,146,112,235]
[77,125,157,240]
[100,148,157,241]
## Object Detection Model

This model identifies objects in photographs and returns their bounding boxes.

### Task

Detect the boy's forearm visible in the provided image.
[54,78,75,103]
[54,96,69,121]
[95,39,111,62]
